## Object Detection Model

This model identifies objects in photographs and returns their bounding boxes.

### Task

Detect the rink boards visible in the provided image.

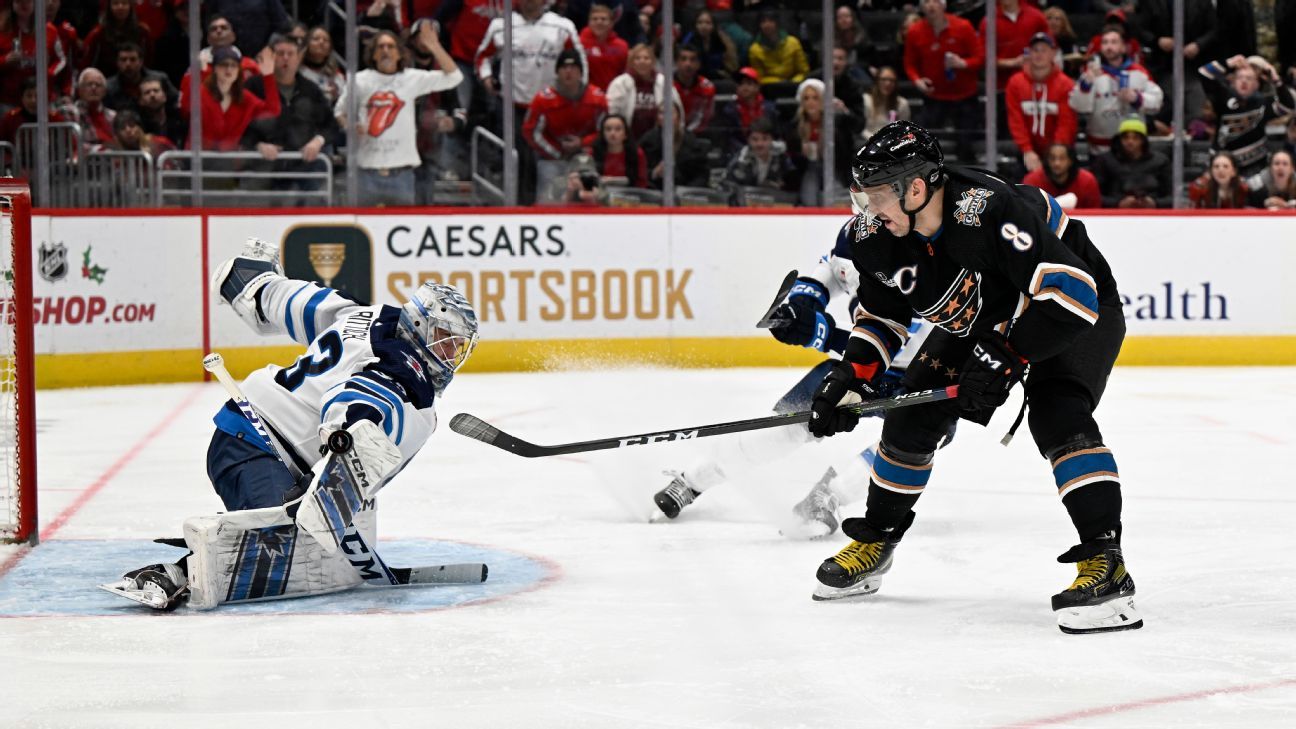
[21,208,1296,387]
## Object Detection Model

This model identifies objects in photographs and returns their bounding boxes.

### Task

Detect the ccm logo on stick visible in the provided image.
[619,430,699,447]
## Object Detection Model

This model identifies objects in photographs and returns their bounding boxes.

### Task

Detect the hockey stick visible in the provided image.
[450,385,959,458]
[204,352,306,478]
[754,270,798,329]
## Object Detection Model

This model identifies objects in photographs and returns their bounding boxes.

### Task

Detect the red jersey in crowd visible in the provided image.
[0,23,68,108]
[523,83,608,160]
[1023,167,1102,209]
[1005,67,1077,156]
[180,75,281,151]
[979,4,1049,89]
[579,26,627,92]
[674,75,716,133]
[903,15,983,102]
[447,0,502,64]
[598,147,648,187]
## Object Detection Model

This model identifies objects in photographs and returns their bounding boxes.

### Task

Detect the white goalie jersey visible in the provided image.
[214,278,441,474]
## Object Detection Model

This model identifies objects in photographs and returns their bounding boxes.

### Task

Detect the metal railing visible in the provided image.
[15,123,83,207]
[83,150,155,208]
[154,151,334,207]
[470,127,515,206]
[0,142,13,177]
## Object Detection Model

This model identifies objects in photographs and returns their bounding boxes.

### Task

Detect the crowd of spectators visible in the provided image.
[0,0,1294,210]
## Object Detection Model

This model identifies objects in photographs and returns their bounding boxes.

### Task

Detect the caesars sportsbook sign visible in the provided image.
[271,214,831,341]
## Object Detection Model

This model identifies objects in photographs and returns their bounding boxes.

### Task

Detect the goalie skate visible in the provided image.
[98,562,188,611]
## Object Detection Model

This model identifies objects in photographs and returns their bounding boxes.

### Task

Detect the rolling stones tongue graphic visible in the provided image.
[366,92,404,137]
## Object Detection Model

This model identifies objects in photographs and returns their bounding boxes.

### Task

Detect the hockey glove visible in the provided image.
[809,360,881,438]
[957,331,1028,415]
[211,238,284,336]
[769,277,835,352]
[320,419,402,498]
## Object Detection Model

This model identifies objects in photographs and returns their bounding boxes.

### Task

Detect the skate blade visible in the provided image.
[97,582,170,610]
[1056,595,1143,634]
[811,577,883,602]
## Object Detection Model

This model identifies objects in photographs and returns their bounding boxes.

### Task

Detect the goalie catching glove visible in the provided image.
[211,237,285,336]
[809,360,882,438]
[768,277,835,352]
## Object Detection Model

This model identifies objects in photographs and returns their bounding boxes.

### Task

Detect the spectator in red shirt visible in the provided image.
[109,108,176,155]
[47,0,80,97]
[1083,9,1142,66]
[524,48,609,200]
[1005,32,1077,173]
[0,77,65,144]
[717,66,777,152]
[590,113,647,187]
[579,2,627,92]
[1023,144,1102,209]
[1188,151,1252,209]
[65,67,117,148]
[0,0,68,111]
[83,0,152,74]
[904,0,983,160]
[979,0,1048,91]
[181,45,279,151]
[673,43,715,134]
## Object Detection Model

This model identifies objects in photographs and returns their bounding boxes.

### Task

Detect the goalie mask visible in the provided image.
[398,283,479,391]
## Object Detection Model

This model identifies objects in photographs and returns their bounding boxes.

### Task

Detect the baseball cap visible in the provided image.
[556,48,582,71]
[737,66,759,83]
[1117,117,1148,137]
[1027,32,1056,49]
[211,45,242,65]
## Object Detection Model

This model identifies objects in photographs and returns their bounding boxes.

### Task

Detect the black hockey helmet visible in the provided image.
[849,121,945,219]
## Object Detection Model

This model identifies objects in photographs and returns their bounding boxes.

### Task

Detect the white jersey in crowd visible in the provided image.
[335,67,464,169]
[475,10,584,104]
[1068,59,1163,149]
[219,278,440,473]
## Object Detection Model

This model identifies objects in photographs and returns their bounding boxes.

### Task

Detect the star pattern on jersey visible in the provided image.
[920,272,982,338]
[945,367,958,380]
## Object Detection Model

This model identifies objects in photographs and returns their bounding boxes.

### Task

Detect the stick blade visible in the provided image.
[402,563,489,585]
[449,413,502,445]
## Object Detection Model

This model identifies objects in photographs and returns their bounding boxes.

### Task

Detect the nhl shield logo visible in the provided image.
[38,242,68,283]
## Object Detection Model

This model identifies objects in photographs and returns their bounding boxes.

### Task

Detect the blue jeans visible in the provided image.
[206,429,297,511]
[358,167,416,207]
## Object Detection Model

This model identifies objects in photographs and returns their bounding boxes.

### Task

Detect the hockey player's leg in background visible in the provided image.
[1025,304,1142,634]
[813,329,969,601]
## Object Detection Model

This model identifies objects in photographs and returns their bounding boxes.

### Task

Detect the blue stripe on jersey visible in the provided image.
[322,391,395,437]
[1040,270,1099,317]
[1044,193,1064,235]
[302,288,332,344]
[349,379,405,445]
[283,283,311,341]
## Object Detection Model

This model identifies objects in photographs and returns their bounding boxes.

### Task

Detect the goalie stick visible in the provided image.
[754,270,798,329]
[450,385,959,458]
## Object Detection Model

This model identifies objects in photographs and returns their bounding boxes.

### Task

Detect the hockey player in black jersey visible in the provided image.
[807,120,1141,634]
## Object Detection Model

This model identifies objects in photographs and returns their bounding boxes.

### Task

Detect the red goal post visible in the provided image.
[0,180,37,544]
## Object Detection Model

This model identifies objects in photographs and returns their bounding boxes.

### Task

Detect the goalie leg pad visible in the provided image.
[183,505,377,610]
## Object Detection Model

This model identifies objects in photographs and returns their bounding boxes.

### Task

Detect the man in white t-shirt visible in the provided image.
[336,22,463,206]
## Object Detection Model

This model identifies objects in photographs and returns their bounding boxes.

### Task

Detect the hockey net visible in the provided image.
[0,180,36,544]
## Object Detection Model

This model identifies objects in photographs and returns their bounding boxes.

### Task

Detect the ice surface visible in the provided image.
[2,367,1295,728]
